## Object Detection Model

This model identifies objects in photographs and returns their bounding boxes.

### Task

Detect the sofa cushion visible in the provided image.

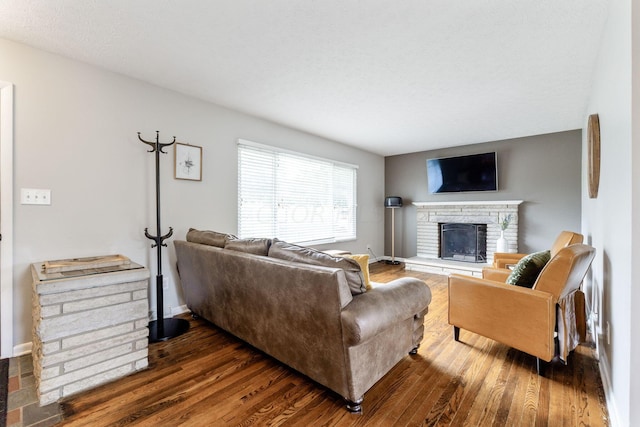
[344,254,372,290]
[506,250,551,288]
[186,228,236,248]
[224,238,271,256]
[268,239,366,295]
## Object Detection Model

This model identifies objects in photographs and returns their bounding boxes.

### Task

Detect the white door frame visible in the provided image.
[0,81,14,358]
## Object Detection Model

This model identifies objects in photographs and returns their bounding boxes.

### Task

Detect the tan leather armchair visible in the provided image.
[483,230,584,282]
[449,243,596,375]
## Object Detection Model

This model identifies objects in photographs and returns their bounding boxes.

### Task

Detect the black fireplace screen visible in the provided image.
[440,223,487,263]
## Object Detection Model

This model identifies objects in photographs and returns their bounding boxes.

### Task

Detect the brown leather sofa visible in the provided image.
[483,230,584,282]
[448,243,595,375]
[174,233,432,412]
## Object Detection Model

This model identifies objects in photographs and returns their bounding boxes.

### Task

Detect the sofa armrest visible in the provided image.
[493,252,527,268]
[341,277,431,346]
[448,274,556,361]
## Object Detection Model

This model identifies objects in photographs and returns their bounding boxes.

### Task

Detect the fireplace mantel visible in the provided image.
[413,200,523,207]
[412,200,523,265]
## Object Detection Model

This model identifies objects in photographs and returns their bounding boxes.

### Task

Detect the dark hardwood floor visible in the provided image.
[59,263,609,426]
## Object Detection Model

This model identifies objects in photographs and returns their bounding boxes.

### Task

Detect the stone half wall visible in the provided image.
[413,200,523,264]
[31,263,150,406]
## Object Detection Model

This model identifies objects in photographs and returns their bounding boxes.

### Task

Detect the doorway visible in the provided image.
[0,81,14,358]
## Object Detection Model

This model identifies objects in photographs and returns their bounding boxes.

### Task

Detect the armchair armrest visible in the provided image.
[448,274,556,361]
[493,252,527,268]
[341,278,431,346]
[482,267,511,282]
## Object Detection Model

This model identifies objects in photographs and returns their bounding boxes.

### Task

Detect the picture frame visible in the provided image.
[587,114,600,199]
[175,143,202,181]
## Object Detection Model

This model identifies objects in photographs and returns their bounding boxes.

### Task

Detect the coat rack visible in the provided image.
[138,131,189,342]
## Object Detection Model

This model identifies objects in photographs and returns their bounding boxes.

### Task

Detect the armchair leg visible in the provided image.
[536,358,546,376]
[409,345,419,355]
[453,326,460,342]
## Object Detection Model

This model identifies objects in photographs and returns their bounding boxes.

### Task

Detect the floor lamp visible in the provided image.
[385,196,403,265]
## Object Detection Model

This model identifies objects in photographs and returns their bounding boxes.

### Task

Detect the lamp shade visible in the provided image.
[384,196,403,208]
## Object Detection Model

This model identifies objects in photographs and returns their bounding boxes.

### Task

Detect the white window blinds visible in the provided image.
[238,140,357,244]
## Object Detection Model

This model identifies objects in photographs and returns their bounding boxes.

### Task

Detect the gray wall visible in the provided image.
[384,130,582,258]
[583,0,637,424]
[1,38,385,350]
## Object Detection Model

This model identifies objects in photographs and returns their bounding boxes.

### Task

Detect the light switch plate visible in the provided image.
[21,188,51,205]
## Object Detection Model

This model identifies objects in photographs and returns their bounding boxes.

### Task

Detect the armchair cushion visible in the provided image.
[506,250,551,288]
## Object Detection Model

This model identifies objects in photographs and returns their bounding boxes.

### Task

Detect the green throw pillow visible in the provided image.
[506,250,551,288]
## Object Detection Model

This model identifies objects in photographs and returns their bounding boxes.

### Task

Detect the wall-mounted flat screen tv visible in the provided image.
[427,152,497,193]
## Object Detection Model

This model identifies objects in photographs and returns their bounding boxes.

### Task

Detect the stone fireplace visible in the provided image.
[408,200,522,275]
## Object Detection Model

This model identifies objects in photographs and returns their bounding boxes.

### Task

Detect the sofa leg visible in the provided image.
[346,397,363,413]
[409,345,419,355]
[454,326,460,342]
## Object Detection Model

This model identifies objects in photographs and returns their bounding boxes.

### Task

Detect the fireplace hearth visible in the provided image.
[440,223,487,263]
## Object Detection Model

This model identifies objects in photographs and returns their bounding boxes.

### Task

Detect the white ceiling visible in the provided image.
[0,0,610,156]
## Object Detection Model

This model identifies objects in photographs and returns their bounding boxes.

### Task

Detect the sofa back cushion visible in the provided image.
[186,228,236,248]
[224,238,272,256]
[268,239,366,295]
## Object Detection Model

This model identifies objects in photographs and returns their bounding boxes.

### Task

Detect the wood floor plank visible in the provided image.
[412,336,485,425]
[535,362,551,427]
[578,344,609,426]
[393,331,483,425]
[438,334,496,426]
[145,360,289,425]
[77,345,260,425]
[503,351,534,426]
[447,339,511,426]
[521,360,543,426]
[57,263,609,426]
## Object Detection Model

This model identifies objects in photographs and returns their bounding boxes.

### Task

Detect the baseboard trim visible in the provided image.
[598,347,620,427]
[171,305,190,316]
[13,342,32,357]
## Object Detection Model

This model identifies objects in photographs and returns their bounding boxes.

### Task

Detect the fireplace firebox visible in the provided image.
[440,223,487,263]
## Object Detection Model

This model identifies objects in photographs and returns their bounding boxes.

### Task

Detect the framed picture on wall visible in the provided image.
[587,114,600,199]
[175,143,202,181]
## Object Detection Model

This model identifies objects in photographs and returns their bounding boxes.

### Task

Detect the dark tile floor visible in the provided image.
[5,355,61,427]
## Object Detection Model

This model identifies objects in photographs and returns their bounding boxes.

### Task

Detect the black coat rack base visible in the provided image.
[139,131,189,343]
[149,318,190,342]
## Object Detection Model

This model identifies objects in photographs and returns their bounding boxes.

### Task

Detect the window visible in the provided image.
[238,140,357,245]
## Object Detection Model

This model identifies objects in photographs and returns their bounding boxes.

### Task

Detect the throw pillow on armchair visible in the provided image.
[506,250,551,288]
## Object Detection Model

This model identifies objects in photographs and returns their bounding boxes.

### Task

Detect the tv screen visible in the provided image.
[427,152,497,193]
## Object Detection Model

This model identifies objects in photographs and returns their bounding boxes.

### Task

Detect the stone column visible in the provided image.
[31,258,150,405]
